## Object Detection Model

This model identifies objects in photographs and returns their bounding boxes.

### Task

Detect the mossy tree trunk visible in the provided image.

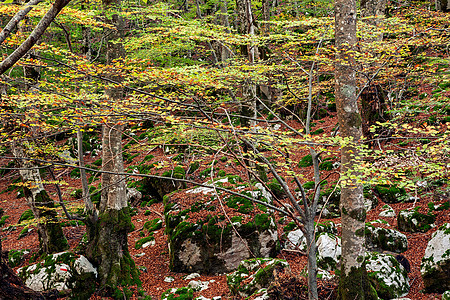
[335,1,377,299]
[85,1,140,297]
[12,143,68,254]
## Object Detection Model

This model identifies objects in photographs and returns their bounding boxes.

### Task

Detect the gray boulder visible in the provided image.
[421,223,450,293]
[17,252,97,296]
[365,223,408,253]
[227,258,288,298]
[316,233,341,271]
[442,290,450,300]
[165,182,279,274]
[397,209,436,233]
[365,252,410,299]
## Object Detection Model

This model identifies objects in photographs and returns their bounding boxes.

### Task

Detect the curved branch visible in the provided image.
[0,0,71,75]
[0,0,44,45]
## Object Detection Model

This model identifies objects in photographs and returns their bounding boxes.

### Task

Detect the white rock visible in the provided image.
[317,268,334,280]
[316,233,341,271]
[184,273,201,280]
[188,280,209,291]
[17,252,96,292]
[285,229,307,251]
[142,240,156,248]
[186,178,229,194]
[254,183,272,202]
[164,276,175,283]
[421,223,450,292]
[379,204,396,217]
[366,252,409,298]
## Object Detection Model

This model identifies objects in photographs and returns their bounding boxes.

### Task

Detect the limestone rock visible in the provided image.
[285,229,307,251]
[166,185,279,274]
[398,209,436,233]
[365,252,410,299]
[227,258,288,298]
[316,233,341,271]
[365,224,408,253]
[17,252,97,295]
[442,290,450,300]
[379,204,396,217]
[126,187,142,206]
[161,287,193,300]
[421,223,450,293]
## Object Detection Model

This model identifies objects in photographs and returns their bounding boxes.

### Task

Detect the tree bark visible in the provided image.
[335,0,377,299]
[85,1,140,297]
[11,143,68,254]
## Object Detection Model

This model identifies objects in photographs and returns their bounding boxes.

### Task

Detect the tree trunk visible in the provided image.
[12,143,68,254]
[85,1,140,297]
[335,1,377,299]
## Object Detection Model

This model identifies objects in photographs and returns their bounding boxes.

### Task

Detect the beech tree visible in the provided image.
[84,0,140,296]
[335,0,376,299]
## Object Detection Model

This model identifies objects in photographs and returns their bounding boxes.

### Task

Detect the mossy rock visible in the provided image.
[316,233,341,271]
[267,178,286,198]
[365,224,408,253]
[0,214,9,227]
[365,252,410,299]
[298,155,313,168]
[19,209,34,224]
[227,258,289,298]
[8,249,30,268]
[17,251,97,298]
[161,287,194,300]
[420,223,450,293]
[144,218,162,232]
[397,209,436,233]
[374,185,408,204]
[442,290,450,300]
[135,234,155,249]
[165,191,279,274]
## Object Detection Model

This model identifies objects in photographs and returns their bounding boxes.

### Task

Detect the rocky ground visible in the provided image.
[0,117,449,299]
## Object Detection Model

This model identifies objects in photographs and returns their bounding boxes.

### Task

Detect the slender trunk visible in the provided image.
[335,1,376,299]
[12,143,68,254]
[77,129,96,218]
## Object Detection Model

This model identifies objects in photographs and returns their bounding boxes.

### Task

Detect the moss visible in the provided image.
[8,249,29,267]
[226,195,254,214]
[374,184,407,203]
[161,287,194,300]
[135,234,155,249]
[93,158,103,166]
[298,155,313,168]
[187,161,200,174]
[312,128,324,135]
[337,265,378,300]
[144,218,162,232]
[0,214,9,227]
[319,160,334,170]
[218,169,226,177]
[254,214,271,231]
[303,181,315,190]
[267,178,285,198]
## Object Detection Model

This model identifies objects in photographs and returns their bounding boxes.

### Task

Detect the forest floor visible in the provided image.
[0,114,449,299]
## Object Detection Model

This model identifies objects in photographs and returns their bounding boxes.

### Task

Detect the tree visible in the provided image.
[84,0,140,296]
[335,0,376,299]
